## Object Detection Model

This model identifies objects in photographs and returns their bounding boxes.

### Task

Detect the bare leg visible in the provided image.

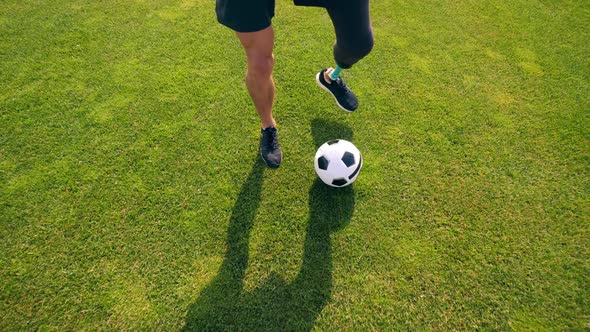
[236,26,276,129]
[236,26,282,167]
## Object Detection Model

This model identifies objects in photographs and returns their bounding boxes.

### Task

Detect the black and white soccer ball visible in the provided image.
[314,139,362,187]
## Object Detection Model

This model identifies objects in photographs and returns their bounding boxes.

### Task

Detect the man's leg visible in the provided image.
[316,0,374,112]
[326,0,373,74]
[237,26,276,129]
[236,26,283,167]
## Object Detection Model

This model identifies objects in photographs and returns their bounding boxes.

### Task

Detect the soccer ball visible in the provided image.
[314,139,362,187]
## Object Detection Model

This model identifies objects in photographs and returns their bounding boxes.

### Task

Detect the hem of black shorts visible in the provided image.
[217,18,272,33]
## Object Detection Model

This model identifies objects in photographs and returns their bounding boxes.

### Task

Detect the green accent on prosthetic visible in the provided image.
[329,65,343,80]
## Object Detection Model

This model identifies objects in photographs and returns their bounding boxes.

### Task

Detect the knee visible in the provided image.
[246,53,274,79]
[349,32,374,58]
[362,32,374,56]
[334,32,374,68]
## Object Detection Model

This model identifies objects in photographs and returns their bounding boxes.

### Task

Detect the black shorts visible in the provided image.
[216,0,276,33]
[215,0,372,68]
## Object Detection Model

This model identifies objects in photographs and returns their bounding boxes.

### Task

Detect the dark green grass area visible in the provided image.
[1,0,588,330]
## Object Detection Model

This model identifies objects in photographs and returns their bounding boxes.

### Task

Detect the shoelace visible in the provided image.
[334,78,348,90]
[264,130,280,150]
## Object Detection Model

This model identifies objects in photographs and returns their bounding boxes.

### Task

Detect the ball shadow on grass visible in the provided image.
[183,120,354,331]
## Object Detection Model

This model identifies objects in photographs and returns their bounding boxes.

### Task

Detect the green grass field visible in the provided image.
[1,0,589,330]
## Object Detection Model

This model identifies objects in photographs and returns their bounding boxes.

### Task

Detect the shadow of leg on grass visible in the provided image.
[184,119,354,331]
[182,157,265,330]
[281,118,355,329]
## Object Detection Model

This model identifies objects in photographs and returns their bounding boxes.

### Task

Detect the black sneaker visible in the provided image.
[260,127,283,168]
[315,68,359,112]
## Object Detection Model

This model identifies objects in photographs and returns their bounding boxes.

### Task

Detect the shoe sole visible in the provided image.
[315,72,355,113]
